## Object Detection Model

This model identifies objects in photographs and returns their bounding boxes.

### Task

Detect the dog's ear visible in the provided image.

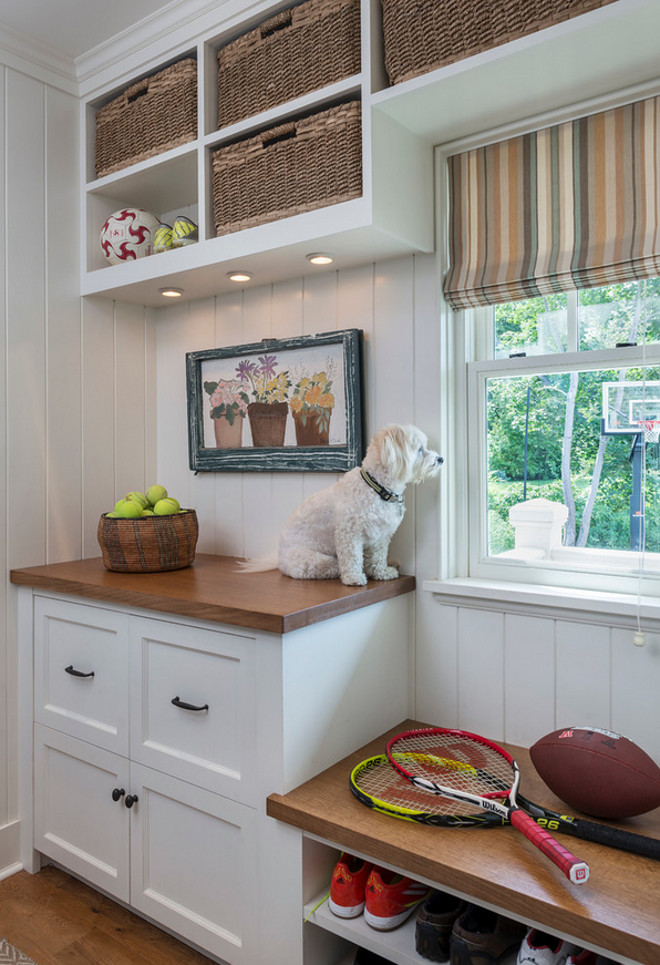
[379,424,410,480]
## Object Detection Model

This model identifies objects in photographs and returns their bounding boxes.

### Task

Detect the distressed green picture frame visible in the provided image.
[186,328,364,472]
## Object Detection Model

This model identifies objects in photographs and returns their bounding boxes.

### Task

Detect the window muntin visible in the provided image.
[485,365,660,557]
[468,279,660,590]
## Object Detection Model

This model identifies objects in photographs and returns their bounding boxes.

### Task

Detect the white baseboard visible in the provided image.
[0,820,21,879]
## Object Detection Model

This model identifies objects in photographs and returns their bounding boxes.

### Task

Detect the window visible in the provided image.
[464,279,660,594]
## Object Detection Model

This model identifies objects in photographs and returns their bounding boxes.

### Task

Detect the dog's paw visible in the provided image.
[368,564,400,580]
[340,572,368,586]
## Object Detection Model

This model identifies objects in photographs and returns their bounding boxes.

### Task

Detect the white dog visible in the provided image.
[243,424,442,586]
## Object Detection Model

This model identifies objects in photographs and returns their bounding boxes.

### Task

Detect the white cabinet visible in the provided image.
[19,581,413,965]
[32,599,260,963]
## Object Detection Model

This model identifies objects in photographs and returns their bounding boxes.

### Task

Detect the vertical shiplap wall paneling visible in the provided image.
[0,64,7,832]
[457,607,505,738]
[114,302,151,499]
[45,86,82,563]
[159,296,215,550]
[503,613,556,746]
[411,254,443,722]
[156,298,210,544]
[6,70,46,569]
[185,298,218,554]
[556,621,610,728]
[81,297,116,556]
[5,70,46,829]
[144,308,159,489]
[416,601,460,727]
[373,256,416,571]
[611,627,660,761]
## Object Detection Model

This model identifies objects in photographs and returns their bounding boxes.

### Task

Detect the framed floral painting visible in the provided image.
[186,329,364,471]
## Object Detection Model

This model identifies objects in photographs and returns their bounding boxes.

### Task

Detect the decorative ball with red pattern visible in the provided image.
[100,208,160,265]
[530,726,660,819]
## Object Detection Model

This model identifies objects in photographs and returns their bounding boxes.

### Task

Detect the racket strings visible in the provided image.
[391,733,514,799]
[353,756,483,818]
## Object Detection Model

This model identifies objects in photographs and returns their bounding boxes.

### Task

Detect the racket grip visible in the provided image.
[510,808,590,884]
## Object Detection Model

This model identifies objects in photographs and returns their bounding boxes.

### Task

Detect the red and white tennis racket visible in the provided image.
[386,727,590,885]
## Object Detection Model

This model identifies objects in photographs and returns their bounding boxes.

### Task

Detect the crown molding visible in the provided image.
[0,23,77,94]
[75,0,268,97]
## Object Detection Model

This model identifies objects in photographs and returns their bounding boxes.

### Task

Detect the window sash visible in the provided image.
[465,343,660,593]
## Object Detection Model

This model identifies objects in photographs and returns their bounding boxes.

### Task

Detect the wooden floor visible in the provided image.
[0,865,216,965]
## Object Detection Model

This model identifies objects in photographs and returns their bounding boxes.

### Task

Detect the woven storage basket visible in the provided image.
[381,0,619,86]
[95,58,197,178]
[97,510,199,573]
[211,100,362,236]
[217,0,360,129]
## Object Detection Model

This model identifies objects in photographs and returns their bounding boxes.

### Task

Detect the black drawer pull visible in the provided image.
[171,696,209,712]
[125,794,139,808]
[65,664,95,678]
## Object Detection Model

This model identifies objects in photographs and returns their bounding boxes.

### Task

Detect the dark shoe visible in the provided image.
[416,891,467,961]
[450,904,527,965]
[355,948,396,965]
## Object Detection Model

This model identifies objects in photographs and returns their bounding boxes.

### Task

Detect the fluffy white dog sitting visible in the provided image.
[243,424,442,586]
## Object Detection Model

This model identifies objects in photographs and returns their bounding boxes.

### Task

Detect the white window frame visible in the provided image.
[465,329,660,596]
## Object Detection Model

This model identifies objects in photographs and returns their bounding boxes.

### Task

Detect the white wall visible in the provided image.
[0,56,157,874]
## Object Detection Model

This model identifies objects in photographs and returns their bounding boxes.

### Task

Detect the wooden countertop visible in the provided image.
[267,720,660,963]
[9,554,415,634]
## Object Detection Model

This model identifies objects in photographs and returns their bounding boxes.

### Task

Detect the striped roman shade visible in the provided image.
[443,95,660,310]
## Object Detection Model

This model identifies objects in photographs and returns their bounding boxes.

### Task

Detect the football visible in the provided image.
[100,208,160,264]
[530,726,660,819]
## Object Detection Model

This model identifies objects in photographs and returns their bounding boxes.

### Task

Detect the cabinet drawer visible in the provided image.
[129,617,257,803]
[34,596,130,754]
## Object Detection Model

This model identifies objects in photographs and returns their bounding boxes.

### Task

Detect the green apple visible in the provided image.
[126,491,148,509]
[116,498,143,519]
[153,497,179,516]
[146,484,168,506]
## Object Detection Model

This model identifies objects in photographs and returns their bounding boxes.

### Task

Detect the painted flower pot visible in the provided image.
[247,401,288,447]
[213,414,244,448]
[292,410,331,446]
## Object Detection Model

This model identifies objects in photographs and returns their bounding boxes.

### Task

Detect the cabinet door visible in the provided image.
[34,596,130,754]
[129,617,257,804]
[130,763,258,964]
[33,723,130,901]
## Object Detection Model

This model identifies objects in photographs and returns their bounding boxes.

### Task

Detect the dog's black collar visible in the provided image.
[360,468,404,504]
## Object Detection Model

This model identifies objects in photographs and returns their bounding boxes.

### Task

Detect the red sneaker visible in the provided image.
[364,867,433,930]
[328,853,373,918]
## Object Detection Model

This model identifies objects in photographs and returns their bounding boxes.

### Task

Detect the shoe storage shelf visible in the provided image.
[79,0,660,307]
[11,556,415,965]
[268,721,660,965]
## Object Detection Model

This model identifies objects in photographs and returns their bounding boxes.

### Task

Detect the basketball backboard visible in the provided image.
[602,380,660,434]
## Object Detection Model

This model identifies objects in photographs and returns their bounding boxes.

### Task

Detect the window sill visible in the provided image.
[422,577,660,630]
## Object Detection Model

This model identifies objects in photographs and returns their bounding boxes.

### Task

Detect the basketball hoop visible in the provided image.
[637,420,660,444]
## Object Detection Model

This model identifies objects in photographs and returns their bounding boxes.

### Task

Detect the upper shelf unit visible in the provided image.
[80,0,660,307]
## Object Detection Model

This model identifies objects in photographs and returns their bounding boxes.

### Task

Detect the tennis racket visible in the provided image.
[385,727,590,884]
[349,754,660,861]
